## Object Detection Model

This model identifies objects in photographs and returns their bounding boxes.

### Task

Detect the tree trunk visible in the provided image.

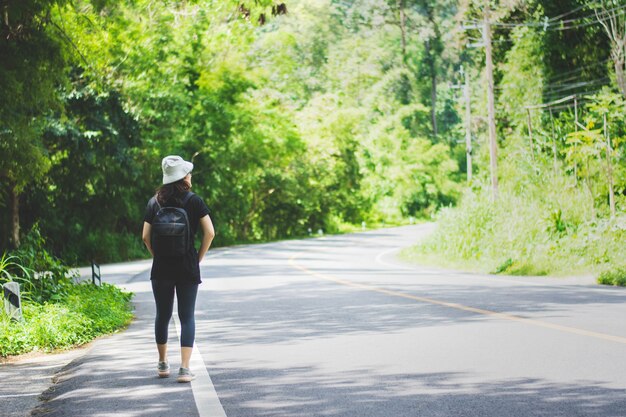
[614,49,626,99]
[9,182,20,249]
[595,3,626,98]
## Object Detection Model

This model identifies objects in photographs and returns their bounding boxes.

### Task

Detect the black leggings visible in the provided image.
[151,280,199,347]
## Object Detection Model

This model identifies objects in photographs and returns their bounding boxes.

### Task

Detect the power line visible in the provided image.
[546,59,611,83]
[525,94,577,110]
[557,3,626,25]
[545,84,610,98]
[544,77,611,96]
[546,4,626,31]
[548,4,589,22]
[461,4,626,33]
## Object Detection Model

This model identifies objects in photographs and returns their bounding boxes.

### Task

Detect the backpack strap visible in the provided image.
[181,192,194,207]
[154,192,194,209]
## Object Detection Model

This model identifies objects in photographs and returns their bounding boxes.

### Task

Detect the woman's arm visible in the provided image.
[142,221,154,257]
[198,214,215,263]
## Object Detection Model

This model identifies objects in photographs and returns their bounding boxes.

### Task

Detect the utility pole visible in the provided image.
[483,3,498,200]
[574,96,579,185]
[462,66,473,183]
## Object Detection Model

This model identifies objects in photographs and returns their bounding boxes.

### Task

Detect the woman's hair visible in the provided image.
[156,178,190,206]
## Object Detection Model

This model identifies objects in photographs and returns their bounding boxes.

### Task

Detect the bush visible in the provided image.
[2,224,76,304]
[598,268,626,286]
[0,283,133,357]
[64,283,134,334]
[71,231,146,264]
[0,225,134,358]
[407,168,626,277]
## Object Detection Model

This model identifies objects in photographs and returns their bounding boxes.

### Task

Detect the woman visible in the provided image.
[142,155,215,383]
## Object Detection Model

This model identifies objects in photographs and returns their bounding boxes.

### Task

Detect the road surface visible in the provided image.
[32,225,626,416]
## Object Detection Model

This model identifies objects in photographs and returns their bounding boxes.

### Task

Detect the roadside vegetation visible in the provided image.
[1,0,461,266]
[0,228,133,357]
[2,0,626,308]
[399,2,626,286]
[403,176,626,279]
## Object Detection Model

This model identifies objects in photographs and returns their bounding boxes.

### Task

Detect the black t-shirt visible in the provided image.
[144,192,211,283]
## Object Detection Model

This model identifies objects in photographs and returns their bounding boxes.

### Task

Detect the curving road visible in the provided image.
[33,225,626,417]
[195,224,626,417]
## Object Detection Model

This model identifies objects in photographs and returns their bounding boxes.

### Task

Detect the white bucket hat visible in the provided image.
[162,155,193,185]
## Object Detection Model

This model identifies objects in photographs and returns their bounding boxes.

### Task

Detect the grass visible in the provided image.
[597,268,626,286]
[0,283,133,357]
[401,168,626,281]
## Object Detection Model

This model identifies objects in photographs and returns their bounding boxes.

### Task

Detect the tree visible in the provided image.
[0,0,70,249]
[595,0,626,98]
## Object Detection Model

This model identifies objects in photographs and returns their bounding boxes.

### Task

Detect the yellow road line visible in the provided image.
[289,254,626,346]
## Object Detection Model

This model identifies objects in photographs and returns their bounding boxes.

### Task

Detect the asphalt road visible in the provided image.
[31,225,626,416]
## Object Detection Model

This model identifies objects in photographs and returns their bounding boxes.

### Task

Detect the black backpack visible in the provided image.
[151,192,194,257]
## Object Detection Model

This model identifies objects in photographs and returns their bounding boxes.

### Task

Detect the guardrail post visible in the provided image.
[91,260,101,287]
[2,282,23,321]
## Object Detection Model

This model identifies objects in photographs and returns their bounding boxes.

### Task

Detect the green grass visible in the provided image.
[401,170,626,280]
[597,267,626,286]
[0,283,133,357]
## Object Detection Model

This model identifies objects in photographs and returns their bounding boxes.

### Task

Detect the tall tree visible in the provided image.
[0,0,69,248]
[595,0,626,98]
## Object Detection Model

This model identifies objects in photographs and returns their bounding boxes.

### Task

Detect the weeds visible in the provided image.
[597,268,626,286]
[0,225,134,357]
[0,283,133,357]
[405,165,626,278]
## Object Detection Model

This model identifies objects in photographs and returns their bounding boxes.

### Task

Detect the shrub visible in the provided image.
[0,283,133,357]
[3,224,76,304]
[64,283,134,334]
[598,267,626,286]
[408,168,626,277]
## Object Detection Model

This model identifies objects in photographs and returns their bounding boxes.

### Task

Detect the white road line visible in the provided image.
[374,246,624,293]
[375,247,436,272]
[0,393,40,398]
[173,314,227,417]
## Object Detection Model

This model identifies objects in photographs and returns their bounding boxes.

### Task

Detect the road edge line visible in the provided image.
[173,314,227,417]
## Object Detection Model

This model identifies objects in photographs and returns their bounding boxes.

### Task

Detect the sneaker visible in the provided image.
[177,367,196,383]
[157,361,170,378]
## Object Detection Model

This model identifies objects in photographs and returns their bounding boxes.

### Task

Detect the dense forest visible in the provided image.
[1,0,625,274]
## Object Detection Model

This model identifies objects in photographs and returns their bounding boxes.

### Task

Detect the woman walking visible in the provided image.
[142,155,215,383]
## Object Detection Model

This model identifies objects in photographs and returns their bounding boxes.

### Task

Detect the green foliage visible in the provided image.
[0,1,73,252]
[499,26,545,135]
[63,283,133,334]
[598,267,626,286]
[1,225,76,304]
[3,0,460,262]
[0,228,133,357]
[0,283,133,357]
[409,162,626,276]
[29,72,146,262]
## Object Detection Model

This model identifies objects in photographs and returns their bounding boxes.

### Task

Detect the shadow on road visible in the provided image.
[210,365,626,417]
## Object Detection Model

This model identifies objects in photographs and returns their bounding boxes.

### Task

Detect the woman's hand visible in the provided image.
[197,214,215,263]
[142,222,154,257]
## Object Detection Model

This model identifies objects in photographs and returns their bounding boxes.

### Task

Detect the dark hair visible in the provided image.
[156,178,190,206]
